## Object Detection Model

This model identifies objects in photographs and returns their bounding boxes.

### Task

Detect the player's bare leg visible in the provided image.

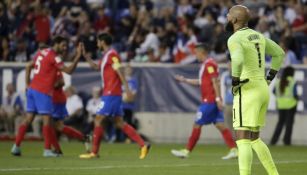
[114,116,150,159]
[11,113,34,156]
[79,115,105,159]
[171,124,202,158]
[215,122,237,160]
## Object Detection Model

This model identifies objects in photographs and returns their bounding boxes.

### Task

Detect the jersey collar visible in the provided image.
[238,27,249,31]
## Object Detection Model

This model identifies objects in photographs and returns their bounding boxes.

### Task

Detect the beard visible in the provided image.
[225,21,234,32]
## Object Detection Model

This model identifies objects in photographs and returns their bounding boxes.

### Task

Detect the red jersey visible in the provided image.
[98,49,122,96]
[30,48,64,95]
[199,58,219,103]
[52,71,67,104]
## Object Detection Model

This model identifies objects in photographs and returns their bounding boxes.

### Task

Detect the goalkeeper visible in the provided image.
[226,5,285,175]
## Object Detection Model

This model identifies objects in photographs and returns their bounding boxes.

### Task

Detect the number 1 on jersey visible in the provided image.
[254,43,261,68]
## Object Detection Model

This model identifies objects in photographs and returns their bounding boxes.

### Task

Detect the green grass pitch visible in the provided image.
[1,141,307,175]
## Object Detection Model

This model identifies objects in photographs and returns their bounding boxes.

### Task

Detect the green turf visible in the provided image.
[1,141,307,175]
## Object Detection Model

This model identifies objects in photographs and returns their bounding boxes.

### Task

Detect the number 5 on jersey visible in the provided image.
[34,55,43,74]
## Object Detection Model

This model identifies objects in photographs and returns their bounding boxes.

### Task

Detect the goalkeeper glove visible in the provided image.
[232,76,249,95]
[266,69,278,85]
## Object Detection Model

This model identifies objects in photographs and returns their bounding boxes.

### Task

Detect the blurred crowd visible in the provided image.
[0,0,306,64]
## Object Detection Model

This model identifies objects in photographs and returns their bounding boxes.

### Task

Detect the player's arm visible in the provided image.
[25,60,35,88]
[212,77,222,100]
[54,77,65,89]
[227,38,249,94]
[174,75,200,86]
[82,44,99,70]
[113,58,131,94]
[265,37,285,83]
[60,43,83,74]
[227,37,243,79]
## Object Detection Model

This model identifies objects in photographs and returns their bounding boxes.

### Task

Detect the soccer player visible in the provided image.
[11,36,82,157]
[171,43,238,160]
[50,70,91,154]
[226,5,285,175]
[79,33,150,159]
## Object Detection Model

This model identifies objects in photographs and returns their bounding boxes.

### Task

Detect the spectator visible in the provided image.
[0,83,24,136]
[158,42,172,62]
[0,3,9,37]
[84,86,101,135]
[280,37,301,65]
[12,39,29,62]
[136,27,160,57]
[64,86,84,129]
[118,65,139,142]
[33,5,51,44]
[173,25,197,64]
[271,66,298,146]
[222,63,234,134]
[78,21,97,59]
[93,6,110,33]
[0,36,10,61]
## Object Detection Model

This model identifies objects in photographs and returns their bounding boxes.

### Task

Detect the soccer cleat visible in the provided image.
[84,135,92,153]
[79,152,99,159]
[139,144,151,159]
[222,148,238,160]
[43,149,60,157]
[11,144,21,156]
[171,149,189,158]
[53,149,63,156]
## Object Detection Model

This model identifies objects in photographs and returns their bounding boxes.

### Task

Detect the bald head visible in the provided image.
[229,5,250,25]
[226,5,250,32]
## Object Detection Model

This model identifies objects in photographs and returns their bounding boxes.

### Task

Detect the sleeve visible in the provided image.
[265,37,285,71]
[206,63,218,78]
[111,53,121,71]
[52,52,64,69]
[228,37,244,77]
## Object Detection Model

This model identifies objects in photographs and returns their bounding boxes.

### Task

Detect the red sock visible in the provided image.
[42,125,52,150]
[50,128,61,151]
[15,124,28,146]
[221,129,236,148]
[61,126,84,141]
[122,124,144,147]
[92,126,103,154]
[186,127,201,151]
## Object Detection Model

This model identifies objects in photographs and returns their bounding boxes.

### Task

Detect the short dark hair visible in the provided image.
[195,42,211,52]
[52,36,68,46]
[97,33,113,45]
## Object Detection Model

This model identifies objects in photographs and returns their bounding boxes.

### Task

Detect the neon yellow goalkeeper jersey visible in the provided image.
[227,27,285,79]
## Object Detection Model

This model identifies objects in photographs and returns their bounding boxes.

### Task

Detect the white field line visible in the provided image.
[0,160,306,172]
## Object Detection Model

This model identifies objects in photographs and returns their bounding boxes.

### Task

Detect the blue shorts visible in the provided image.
[195,103,224,125]
[96,96,123,117]
[52,103,68,120]
[27,88,52,115]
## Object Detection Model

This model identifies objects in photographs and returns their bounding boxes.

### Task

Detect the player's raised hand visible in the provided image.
[76,42,83,59]
[174,74,186,82]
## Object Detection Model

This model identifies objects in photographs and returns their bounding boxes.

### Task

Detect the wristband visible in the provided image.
[266,69,278,82]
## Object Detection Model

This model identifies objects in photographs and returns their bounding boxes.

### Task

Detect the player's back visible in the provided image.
[99,49,122,96]
[199,58,219,103]
[30,48,63,95]
[228,28,266,80]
